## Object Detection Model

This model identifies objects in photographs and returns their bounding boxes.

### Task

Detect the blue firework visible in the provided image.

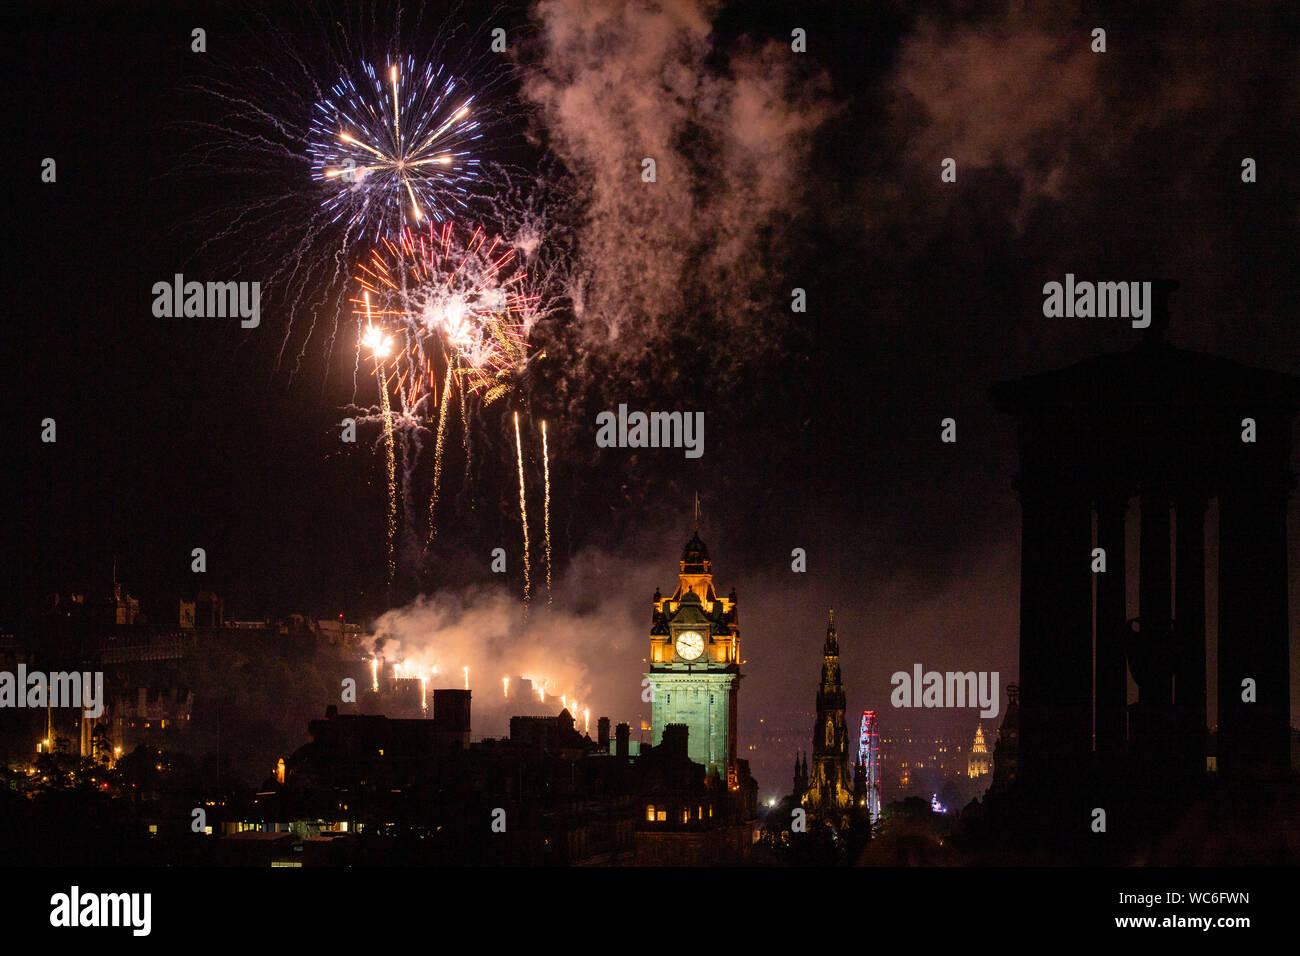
[309,56,483,240]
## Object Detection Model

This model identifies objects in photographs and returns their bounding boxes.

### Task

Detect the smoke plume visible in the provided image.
[520,0,834,379]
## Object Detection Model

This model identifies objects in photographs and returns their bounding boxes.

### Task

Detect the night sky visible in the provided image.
[9,0,1300,795]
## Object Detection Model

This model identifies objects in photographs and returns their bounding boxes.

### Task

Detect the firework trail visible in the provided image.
[362,315,398,581]
[459,366,471,458]
[427,354,454,545]
[380,379,397,582]
[542,419,552,608]
[514,411,532,608]
[353,219,549,563]
[459,369,473,514]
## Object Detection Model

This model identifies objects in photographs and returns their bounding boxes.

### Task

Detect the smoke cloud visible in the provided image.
[368,547,657,735]
[875,3,1300,255]
[520,0,834,377]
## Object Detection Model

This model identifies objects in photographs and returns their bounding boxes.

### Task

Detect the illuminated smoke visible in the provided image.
[365,550,653,735]
[519,0,833,377]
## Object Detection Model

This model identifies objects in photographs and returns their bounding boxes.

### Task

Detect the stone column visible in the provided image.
[1218,485,1290,776]
[1173,494,1207,775]
[1095,495,1129,758]
[1138,491,1173,707]
[1018,482,1093,786]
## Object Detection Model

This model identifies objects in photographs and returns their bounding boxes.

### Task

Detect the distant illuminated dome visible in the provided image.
[680,531,711,574]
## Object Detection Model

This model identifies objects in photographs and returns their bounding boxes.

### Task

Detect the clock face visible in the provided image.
[675,631,705,661]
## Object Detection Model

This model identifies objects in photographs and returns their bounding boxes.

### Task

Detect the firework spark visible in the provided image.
[514,411,532,608]
[542,420,552,608]
[179,8,525,385]
[310,58,483,240]
[355,220,536,400]
[426,355,454,545]
[350,220,544,564]
[362,308,398,582]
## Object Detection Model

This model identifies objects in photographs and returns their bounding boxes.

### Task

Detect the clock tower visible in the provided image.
[646,526,741,780]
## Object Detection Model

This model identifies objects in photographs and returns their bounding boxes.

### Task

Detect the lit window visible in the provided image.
[656,810,666,822]
[646,804,655,822]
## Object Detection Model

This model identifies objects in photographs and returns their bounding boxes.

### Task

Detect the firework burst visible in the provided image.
[355,219,536,403]
[176,4,525,383]
[309,57,483,240]
[349,218,552,576]
[179,6,572,587]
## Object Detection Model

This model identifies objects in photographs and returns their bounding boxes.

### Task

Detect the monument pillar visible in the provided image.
[1094,494,1129,759]
[1218,484,1290,776]
[1018,479,1093,785]
[1173,493,1207,775]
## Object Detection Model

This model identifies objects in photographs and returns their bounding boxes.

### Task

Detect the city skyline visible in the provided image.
[7,0,1300,906]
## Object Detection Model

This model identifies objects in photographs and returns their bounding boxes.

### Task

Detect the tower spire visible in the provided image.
[692,491,700,532]
[824,608,839,656]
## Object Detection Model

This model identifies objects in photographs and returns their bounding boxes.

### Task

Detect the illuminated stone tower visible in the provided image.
[967,724,991,778]
[802,610,855,828]
[646,521,741,780]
